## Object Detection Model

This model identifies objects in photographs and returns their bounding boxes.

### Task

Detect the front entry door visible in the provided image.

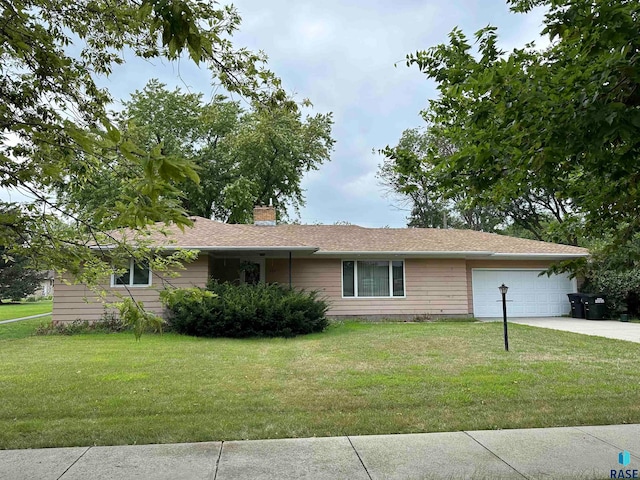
[240,257,265,285]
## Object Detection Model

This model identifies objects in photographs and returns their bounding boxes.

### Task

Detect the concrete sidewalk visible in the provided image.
[1,424,638,479]
[0,312,51,325]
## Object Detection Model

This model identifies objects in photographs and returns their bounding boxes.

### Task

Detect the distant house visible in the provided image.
[52,206,588,323]
[37,271,54,298]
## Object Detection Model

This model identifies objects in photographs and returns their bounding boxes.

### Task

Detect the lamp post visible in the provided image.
[499,284,509,352]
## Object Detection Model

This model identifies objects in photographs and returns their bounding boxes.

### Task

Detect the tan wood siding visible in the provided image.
[266,257,469,317]
[54,255,568,323]
[465,260,558,315]
[52,255,209,323]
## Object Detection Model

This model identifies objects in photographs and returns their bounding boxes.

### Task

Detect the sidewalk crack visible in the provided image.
[212,441,224,480]
[463,431,530,480]
[57,446,91,480]
[347,436,373,480]
[573,426,640,460]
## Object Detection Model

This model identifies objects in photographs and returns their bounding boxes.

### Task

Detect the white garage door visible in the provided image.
[472,269,575,318]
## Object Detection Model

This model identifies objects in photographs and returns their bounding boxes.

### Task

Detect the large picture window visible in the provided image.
[342,260,404,297]
[112,259,151,287]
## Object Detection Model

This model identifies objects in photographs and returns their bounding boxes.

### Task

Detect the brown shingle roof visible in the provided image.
[117,217,313,250]
[269,225,588,255]
[120,218,587,258]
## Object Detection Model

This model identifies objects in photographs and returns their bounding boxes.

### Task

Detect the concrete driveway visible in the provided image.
[481,317,640,343]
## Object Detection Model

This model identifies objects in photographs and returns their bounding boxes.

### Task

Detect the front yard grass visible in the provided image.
[1,320,640,449]
[0,299,52,321]
[0,316,50,340]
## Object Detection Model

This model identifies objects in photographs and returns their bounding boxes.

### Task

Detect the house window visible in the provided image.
[342,260,405,297]
[112,259,151,287]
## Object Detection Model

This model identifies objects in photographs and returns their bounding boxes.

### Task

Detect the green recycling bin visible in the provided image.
[582,294,606,320]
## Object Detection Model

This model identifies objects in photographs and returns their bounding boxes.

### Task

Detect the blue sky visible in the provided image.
[2,1,548,227]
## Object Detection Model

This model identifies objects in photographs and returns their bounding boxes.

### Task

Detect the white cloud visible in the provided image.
[341,170,379,200]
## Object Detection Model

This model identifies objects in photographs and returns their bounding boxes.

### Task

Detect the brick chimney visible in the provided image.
[253,205,276,226]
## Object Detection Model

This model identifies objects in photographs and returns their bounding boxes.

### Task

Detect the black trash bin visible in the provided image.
[567,293,587,318]
[582,294,607,320]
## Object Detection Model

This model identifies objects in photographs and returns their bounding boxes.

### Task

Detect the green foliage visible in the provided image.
[162,282,329,338]
[580,234,640,316]
[582,270,640,317]
[432,316,477,323]
[222,103,334,223]
[1,0,256,232]
[379,128,508,232]
[159,286,215,312]
[378,128,452,229]
[0,247,45,302]
[116,298,164,341]
[60,81,334,223]
[1,0,293,298]
[404,0,640,247]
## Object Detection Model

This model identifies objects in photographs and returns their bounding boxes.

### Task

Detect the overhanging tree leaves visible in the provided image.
[405,0,639,248]
[2,0,279,231]
[55,80,238,225]
[1,0,286,254]
[0,0,296,329]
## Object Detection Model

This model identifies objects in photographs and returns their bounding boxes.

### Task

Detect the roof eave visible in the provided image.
[310,251,589,259]
[90,245,319,252]
[172,246,319,252]
[310,251,495,258]
[488,253,589,260]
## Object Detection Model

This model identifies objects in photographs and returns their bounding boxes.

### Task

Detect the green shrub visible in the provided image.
[161,282,329,338]
[582,269,640,316]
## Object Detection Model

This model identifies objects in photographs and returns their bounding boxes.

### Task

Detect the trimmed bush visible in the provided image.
[161,282,329,338]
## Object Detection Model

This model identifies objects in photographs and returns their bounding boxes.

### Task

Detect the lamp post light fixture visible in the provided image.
[499,284,509,351]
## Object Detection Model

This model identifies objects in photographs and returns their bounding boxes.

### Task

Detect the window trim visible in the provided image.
[341,259,406,299]
[110,258,152,288]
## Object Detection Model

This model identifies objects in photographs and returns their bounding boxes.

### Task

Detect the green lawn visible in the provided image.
[1,320,639,449]
[0,299,52,321]
[0,316,50,340]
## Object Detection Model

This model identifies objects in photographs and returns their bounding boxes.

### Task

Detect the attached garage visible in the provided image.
[472,269,577,318]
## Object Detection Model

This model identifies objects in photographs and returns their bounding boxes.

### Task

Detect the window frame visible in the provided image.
[110,258,152,288]
[341,259,406,299]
